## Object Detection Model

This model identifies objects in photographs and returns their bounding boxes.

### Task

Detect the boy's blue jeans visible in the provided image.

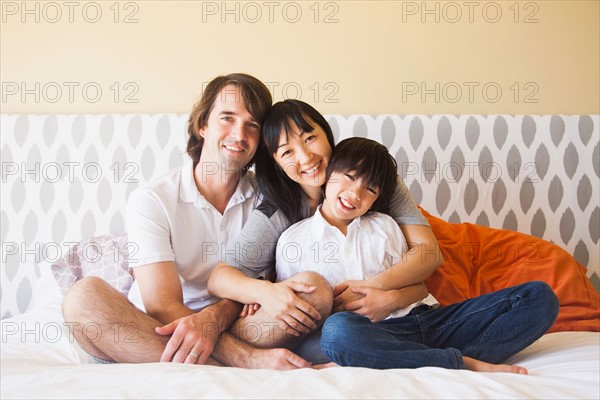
[320,281,559,369]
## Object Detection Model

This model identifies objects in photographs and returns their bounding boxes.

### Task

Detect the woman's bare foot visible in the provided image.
[312,362,339,370]
[463,356,528,374]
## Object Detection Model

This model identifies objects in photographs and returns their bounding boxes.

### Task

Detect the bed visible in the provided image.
[2,305,598,398]
[1,113,599,399]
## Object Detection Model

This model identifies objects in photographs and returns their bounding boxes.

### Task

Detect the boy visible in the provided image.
[277,137,532,373]
[275,137,438,321]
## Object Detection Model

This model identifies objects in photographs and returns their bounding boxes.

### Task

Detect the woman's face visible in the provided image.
[272,119,333,195]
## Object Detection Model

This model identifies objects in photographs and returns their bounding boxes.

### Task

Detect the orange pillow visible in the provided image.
[421,208,600,332]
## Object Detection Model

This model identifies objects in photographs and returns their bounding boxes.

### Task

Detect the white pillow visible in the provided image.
[31,259,63,311]
[50,233,134,296]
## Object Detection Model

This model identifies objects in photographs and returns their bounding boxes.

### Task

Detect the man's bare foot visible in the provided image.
[463,356,528,374]
[205,357,224,367]
[312,362,338,370]
[243,348,312,370]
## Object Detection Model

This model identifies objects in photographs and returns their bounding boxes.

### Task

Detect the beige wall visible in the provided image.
[1,0,598,114]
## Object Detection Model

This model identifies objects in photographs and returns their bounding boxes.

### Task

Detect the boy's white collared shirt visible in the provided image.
[276,205,438,319]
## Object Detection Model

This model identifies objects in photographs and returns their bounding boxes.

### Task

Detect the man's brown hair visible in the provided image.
[186,73,272,170]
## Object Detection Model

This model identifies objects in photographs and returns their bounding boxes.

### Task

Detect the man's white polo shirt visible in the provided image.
[126,156,256,312]
[275,206,438,319]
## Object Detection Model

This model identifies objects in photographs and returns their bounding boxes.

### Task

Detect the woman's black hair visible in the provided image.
[325,137,398,214]
[255,99,335,224]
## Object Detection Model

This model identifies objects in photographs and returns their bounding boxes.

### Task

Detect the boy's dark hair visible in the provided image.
[255,99,336,224]
[186,73,272,171]
[325,137,398,214]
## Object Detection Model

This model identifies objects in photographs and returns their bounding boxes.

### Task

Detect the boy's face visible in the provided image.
[321,171,380,227]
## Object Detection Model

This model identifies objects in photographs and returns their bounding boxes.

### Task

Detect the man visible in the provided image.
[62,73,324,369]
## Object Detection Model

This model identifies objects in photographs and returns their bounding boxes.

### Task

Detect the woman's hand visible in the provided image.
[260,281,322,336]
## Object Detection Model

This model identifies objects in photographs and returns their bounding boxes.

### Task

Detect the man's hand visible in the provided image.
[261,281,322,336]
[155,308,222,364]
[345,287,398,322]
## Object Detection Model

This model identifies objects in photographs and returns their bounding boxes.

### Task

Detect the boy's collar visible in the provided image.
[310,205,375,238]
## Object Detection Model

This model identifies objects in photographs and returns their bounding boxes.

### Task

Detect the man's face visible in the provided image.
[198,85,261,173]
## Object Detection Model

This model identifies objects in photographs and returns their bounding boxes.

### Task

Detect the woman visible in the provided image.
[208,100,559,371]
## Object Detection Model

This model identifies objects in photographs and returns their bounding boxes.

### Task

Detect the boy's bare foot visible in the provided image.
[312,362,339,370]
[463,356,528,374]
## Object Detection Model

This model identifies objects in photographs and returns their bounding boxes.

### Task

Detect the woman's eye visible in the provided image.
[305,135,316,143]
[368,187,378,194]
[281,149,291,157]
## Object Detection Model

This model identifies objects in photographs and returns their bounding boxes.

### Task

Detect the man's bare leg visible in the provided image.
[230,271,333,349]
[63,277,309,368]
[62,277,170,363]
[63,277,228,365]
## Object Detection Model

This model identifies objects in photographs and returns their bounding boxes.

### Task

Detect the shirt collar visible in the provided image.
[354,212,375,234]
[310,206,329,239]
[179,157,255,207]
[311,205,375,238]
[180,156,199,203]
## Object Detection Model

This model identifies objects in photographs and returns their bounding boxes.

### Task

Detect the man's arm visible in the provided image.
[133,261,192,323]
[134,261,242,364]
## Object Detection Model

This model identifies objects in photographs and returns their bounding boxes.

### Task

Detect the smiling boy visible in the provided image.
[275,137,438,322]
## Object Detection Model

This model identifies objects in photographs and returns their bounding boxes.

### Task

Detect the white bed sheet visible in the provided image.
[2,301,598,400]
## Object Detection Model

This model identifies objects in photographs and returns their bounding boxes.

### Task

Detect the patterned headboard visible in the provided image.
[1,114,598,318]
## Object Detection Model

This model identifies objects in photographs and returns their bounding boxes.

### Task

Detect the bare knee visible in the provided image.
[230,272,333,349]
[287,271,333,322]
[61,277,114,358]
[62,276,117,321]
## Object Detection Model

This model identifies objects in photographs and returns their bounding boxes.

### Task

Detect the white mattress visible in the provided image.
[1,300,598,399]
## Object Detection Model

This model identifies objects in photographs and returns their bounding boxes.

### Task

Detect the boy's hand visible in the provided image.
[345,287,398,322]
[333,280,366,312]
[239,303,261,317]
